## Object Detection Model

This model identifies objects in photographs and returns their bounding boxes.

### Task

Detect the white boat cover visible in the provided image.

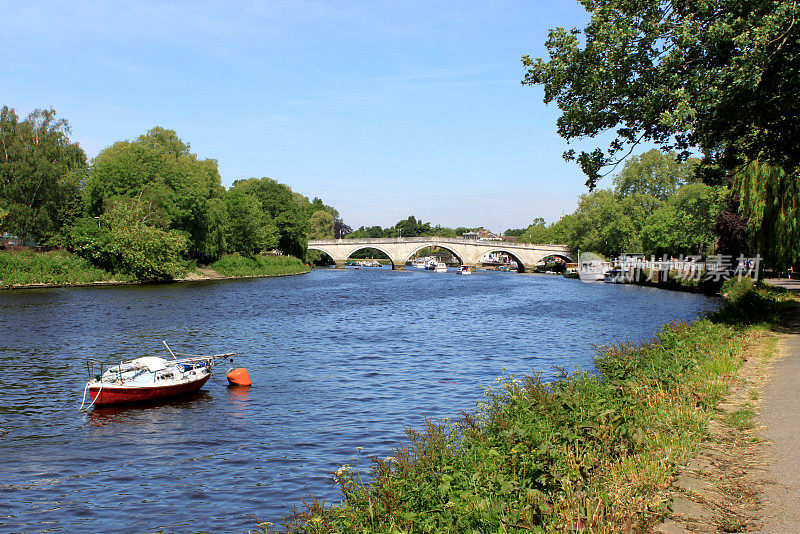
[130,357,168,372]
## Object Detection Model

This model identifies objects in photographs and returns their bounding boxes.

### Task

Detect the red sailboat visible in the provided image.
[81,343,235,409]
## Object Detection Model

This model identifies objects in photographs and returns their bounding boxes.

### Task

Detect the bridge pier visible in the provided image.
[334,260,348,269]
[392,263,405,270]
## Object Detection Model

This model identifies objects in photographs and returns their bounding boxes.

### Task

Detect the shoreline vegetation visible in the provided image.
[261,280,794,533]
[0,250,309,290]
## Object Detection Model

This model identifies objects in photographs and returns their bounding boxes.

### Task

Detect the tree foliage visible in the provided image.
[734,161,800,269]
[520,150,722,258]
[0,105,347,275]
[0,106,87,241]
[224,189,278,256]
[640,183,725,256]
[613,149,699,200]
[523,1,800,188]
[86,126,225,260]
[229,178,309,258]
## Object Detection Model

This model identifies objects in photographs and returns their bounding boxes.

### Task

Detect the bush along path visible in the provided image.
[262,281,794,533]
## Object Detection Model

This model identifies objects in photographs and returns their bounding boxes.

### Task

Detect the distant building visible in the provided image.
[462,228,502,241]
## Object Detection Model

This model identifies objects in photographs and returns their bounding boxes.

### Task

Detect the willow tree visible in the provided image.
[524,0,800,187]
[735,162,800,269]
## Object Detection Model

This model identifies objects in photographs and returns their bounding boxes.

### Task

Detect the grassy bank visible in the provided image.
[210,253,309,278]
[263,281,793,533]
[0,250,128,287]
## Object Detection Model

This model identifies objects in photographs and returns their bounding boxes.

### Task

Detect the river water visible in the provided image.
[0,268,719,533]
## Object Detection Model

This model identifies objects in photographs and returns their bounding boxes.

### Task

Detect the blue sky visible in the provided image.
[3,1,596,233]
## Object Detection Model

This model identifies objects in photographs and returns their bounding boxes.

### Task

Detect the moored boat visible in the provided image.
[458,265,472,275]
[82,345,235,409]
[434,262,447,273]
[579,259,611,282]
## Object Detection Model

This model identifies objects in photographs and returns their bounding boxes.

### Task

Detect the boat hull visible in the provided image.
[88,374,211,407]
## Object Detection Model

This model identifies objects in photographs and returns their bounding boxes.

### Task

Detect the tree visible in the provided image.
[394,215,432,237]
[334,219,352,239]
[641,183,725,256]
[224,189,278,256]
[518,218,552,244]
[348,225,388,239]
[714,192,750,260]
[87,127,226,261]
[556,189,641,257]
[613,149,699,201]
[0,106,87,242]
[734,161,800,269]
[230,177,308,258]
[103,196,189,281]
[61,194,189,280]
[195,197,228,262]
[503,228,527,237]
[308,210,334,240]
[523,1,800,188]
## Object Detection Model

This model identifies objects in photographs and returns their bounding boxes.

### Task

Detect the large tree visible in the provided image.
[0,106,87,242]
[734,161,800,269]
[87,127,225,260]
[523,1,800,188]
[229,177,308,258]
[640,183,725,256]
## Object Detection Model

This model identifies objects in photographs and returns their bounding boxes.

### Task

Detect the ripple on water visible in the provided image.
[0,270,719,533]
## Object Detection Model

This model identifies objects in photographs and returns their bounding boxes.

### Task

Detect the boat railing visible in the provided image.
[85,359,105,378]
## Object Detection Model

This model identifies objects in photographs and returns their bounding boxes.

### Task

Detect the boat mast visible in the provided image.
[162,340,177,360]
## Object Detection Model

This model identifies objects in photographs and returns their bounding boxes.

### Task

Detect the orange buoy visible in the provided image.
[226,368,252,387]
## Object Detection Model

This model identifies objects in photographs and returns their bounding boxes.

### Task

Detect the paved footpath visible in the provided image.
[757,278,800,532]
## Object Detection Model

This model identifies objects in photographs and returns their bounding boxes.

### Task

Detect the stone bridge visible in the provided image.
[306,237,573,273]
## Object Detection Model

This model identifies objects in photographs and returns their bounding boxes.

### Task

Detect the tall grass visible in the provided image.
[0,250,127,287]
[264,280,792,533]
[210,253,309,278]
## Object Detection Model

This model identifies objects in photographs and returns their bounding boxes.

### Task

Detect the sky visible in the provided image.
[2,0,597,233]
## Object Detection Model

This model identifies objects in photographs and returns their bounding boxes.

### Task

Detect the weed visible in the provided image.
[726,407,756,431]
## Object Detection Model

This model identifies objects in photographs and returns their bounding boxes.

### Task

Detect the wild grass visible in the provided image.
[209,253,309,278]
[0,250,128,287]
[262,280,791,534]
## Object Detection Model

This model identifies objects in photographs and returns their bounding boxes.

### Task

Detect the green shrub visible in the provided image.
[0,250,127,286]
[210,253,308,277]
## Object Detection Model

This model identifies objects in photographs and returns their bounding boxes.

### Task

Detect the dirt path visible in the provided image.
[180,266,226,280]
[756,309,800,532]
[653,282,800,533]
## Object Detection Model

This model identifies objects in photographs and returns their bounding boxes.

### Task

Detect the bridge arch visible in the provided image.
[405,245,465,266]
[345,245,396,268]
[478,248,530,273]
[306,245,337,264]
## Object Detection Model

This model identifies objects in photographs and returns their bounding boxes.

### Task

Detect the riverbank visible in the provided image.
[0,250,309,290]
[264,281,794,533]
[652,279,800,533]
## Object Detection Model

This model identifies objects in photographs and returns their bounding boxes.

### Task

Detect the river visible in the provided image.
[0,268,719,533]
